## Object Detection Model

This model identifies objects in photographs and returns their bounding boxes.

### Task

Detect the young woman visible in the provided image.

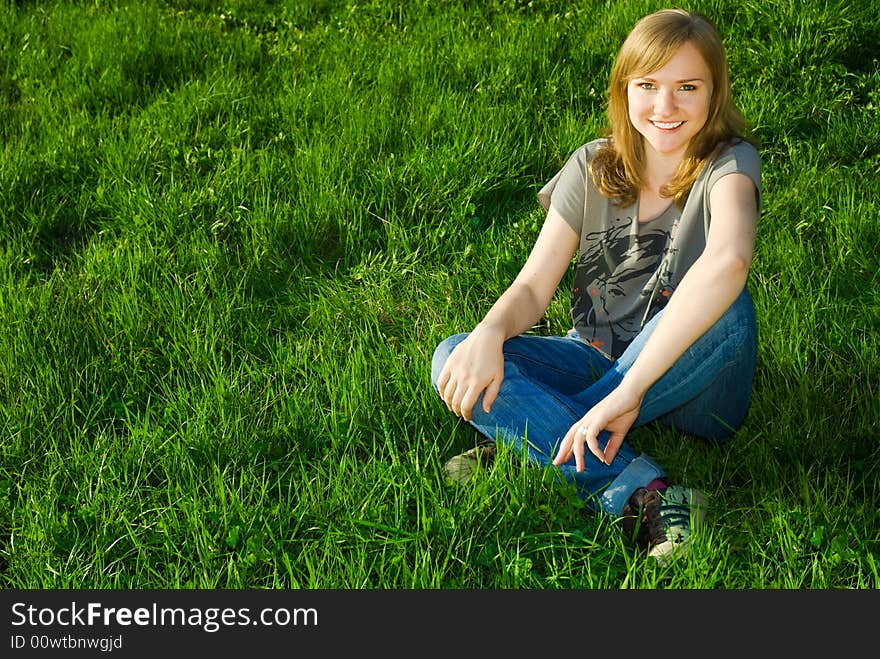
[431,8,761,564]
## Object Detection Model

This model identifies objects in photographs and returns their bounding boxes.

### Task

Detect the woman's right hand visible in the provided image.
[434,206,579,422]
[435,324,506,421]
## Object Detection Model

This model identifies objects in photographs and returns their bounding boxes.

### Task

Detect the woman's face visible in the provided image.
[627,41,713,163]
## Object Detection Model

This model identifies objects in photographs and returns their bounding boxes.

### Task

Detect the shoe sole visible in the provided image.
[443,445,495,484]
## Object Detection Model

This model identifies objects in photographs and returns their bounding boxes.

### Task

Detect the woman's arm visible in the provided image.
[436,206,579,421]
[553,171,759,470]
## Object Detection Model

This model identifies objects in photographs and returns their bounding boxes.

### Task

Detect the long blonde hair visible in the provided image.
[590,9,748,207]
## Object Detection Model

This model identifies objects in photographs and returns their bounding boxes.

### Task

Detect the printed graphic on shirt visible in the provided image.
[571,216,676,358]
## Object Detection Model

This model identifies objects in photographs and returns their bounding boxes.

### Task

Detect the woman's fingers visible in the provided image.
[575,422,605,471]
[482,378,501,414]
[552,431,573,466]
[553,419,609,471]
[436,367,450,400]
[437,335,506,420]
[442,375,480,420]
[581,422,607,466]
[603,431,625,464]
[449,379,468,417]
[440,370,502,420]
[458,385,481,421]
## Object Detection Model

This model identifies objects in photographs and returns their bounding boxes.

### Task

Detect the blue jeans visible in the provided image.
[430,289,757,516]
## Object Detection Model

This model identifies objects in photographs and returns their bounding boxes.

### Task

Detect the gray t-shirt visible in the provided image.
[538,138,761,360]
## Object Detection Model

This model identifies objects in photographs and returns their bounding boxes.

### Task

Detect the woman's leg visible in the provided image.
[571,288,758,513]
[430,288,757,515]
[431,332,644,509]
[651,289,757,439]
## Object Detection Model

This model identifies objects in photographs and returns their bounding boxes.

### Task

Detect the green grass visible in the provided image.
[0,0,877,589]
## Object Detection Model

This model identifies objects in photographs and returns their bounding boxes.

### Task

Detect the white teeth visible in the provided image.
[652,121,683,129]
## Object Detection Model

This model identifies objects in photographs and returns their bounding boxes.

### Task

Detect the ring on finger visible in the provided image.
[578,425,588,436]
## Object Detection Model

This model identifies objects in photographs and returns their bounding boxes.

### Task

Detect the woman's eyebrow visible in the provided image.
[637,76,706,83]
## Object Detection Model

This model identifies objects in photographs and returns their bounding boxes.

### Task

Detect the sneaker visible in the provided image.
[443,440,496,484]
[621,484,707,565]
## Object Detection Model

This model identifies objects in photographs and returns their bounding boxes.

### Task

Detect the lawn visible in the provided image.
[0,0,877,588]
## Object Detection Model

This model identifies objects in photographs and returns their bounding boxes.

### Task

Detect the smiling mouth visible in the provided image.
[651,120,684,130]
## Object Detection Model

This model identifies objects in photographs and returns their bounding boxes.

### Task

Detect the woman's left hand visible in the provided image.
[553,385,643,471]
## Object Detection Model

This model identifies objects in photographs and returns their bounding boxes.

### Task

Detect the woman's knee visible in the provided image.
[725,287,757,333]
[430,333,469,388]
[659,404,746,442]
[695,287,757,367]
[720,288,758,366]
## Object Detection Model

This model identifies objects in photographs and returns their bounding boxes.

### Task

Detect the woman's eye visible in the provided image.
[638,82,654,90]
[680,84,696,91]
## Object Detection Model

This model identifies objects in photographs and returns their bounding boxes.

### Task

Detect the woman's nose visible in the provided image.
[653,88,676,116]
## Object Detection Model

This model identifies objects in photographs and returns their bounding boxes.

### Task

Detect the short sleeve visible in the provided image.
[706,140,762,213]
[537,141,601,235]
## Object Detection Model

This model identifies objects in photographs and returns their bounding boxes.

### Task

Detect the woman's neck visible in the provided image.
[642,148,684,193]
